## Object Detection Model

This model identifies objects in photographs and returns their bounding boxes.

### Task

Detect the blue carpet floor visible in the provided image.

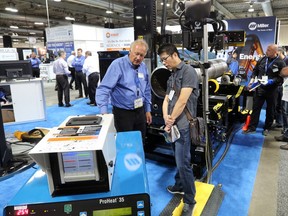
[0,99,265,216]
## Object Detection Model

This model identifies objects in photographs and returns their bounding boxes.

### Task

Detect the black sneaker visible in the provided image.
[167,185,184,195]
[58,103,64,107]
[242,128,256,134]
[65,104,73,107]
[274,135,288,142]
[181,203,195,216]
[86,102,96,106]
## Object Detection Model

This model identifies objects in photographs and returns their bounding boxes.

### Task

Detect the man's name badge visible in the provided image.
[138,73,144,79]
[134,98,143,109]
[168,90,175,101]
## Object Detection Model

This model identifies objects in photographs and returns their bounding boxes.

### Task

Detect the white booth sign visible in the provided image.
[45,25,74,42]
[103,27,134,51]
[0,48,19,61]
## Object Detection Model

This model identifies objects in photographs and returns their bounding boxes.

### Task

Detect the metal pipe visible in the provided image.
[160,0,167,35]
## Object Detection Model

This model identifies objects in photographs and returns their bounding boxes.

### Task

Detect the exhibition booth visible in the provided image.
[0,0,288,214]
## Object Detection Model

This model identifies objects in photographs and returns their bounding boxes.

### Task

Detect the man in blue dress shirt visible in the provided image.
[72,48,88,98]
[96,39,152,142]
[29,52,41,78]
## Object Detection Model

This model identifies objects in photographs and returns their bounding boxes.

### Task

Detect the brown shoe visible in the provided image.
[280,144,288,150]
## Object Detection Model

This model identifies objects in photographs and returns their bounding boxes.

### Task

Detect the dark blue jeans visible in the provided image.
[171,126,196,205]
[282,100,288,138]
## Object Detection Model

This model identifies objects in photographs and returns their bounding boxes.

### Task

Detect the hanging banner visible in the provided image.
[225,16,277,81]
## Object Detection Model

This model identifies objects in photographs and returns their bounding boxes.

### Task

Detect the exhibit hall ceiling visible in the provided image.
[0,0,287,44]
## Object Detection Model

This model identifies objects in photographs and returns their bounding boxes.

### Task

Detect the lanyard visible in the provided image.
[265,56,278,74]
[135,70,140,97]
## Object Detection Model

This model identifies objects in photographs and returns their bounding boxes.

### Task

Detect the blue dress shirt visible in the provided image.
[96,55,152,114]
[30,57,41,68]
[72,55,85,72]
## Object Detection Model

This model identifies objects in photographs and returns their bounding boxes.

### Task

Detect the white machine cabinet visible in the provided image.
[0,79,46,124]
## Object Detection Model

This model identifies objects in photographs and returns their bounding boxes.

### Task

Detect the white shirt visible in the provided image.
[282,77,288,102]
[67,54,75,68]
[82,56,98,77]
[53,58,70,75]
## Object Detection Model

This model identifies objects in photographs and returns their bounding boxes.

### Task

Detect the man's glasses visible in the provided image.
[160,55,171,62]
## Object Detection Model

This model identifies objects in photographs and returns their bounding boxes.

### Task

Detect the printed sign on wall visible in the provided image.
[45,25,74,42]
[0,48,19,61]
[103,27,134,51]
[46,41,75,60]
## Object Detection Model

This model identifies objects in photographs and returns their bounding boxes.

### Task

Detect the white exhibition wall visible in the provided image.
[46,24,134,73]
[278,25,288,46]
[72,24,106,73]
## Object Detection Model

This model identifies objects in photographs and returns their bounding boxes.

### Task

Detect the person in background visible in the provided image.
[158,43,198,216]
[274,66,288,149]
[226,51,239,76]
[96,39,152,142]
[30,52,41,78]
[273,47,288,128]
[83,51,99,106]
[244,44,285,136]
[72,48,88,98]
[67,51,76,90]
[53,50,72,107]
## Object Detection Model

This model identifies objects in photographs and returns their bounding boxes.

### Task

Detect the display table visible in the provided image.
[0,78,46,124]
[40,63,55,81]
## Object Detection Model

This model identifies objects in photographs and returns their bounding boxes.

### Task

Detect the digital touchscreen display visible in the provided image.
[62,151,95,174]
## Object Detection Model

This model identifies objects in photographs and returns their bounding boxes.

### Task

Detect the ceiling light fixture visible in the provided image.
[10,25,19,29]
[248,4,254,12]
[65,16,75,21]
[5,2,18,13]
[54,0,61,2]
[34,22,44,25]
[160,2,171,7]
[106,0,114,14]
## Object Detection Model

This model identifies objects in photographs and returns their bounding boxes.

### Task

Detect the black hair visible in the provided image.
[157,43,179,57]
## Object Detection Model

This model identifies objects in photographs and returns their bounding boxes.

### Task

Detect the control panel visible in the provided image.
[4,194,150,216]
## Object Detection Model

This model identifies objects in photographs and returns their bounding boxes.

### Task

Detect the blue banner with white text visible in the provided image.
[225,16,277,81]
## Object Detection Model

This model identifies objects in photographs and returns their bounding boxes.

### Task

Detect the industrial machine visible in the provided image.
[4,115,151,216]
[138,0,247,179]
[95,0,248,179]
[28,114,116,196]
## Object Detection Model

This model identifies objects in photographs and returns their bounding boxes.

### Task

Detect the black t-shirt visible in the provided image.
[252,55,285,90]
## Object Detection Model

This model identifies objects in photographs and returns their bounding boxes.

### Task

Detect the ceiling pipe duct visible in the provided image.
[261,1,273,16]
[212,0,236,19]
[0,12,68,26]
[0,27,43,34]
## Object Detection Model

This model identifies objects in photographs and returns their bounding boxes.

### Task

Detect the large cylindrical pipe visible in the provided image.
[150,59,227,99]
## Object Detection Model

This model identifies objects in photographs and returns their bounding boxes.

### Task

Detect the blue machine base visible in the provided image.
[4,131,150,216]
